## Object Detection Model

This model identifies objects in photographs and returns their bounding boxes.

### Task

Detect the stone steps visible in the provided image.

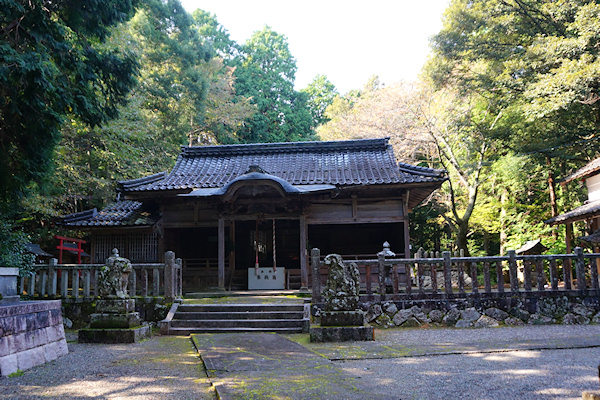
[174,311,304,320]
[161,302,309,334]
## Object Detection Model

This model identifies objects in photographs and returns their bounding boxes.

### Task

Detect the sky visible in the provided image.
[180,0,450,95]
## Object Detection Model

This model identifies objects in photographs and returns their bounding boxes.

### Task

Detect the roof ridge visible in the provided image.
[180,138,390,157]
[119,172,167,189]
[398,162,446,178]
[560,156,600,184]
[63,208,98,223]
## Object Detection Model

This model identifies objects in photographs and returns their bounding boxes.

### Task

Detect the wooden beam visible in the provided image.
[404,220,410,258]
[218,217,225,290]
[299,216,308,291]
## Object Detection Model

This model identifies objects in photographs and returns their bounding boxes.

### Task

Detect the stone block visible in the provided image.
[0,336,8,357]
[383,302,398,316]
[455,320,473,328]
[443,308,461,326]
[309,326,374,342]
[55,339,69,357]
[0,354,18,377]
[12,332,34,353]
[49,308,62,326]
[32,328,49,347]
[14,315,27,334]
[16,348,34,370]
[96,299,136,314]
[429,309,444,323]
[42,342,58,362]
[401,317,421,328]
[46,324,64,342]
[474,316,499,328]
[320,311,365,326]
[485,307,509,321]
[78,325,151,344]
[460,308,481,323]
[89,312,141,329]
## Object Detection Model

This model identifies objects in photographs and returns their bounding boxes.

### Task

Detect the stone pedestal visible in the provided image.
[78,299,150,343]
[310,254,374,342]
[0,267,20,305]
[310,325,374,342]
[321,310,365,326]
[311,310,374,342]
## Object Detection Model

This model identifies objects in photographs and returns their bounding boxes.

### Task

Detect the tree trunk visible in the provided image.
[500,187,508,256]
[456,218,470,257]
[547,156,558,240]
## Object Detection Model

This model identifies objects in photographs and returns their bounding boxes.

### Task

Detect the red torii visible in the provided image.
[55,235,86,264]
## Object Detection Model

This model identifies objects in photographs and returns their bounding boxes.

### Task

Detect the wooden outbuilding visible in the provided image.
[545,156,600,253]
[63,138,446,291]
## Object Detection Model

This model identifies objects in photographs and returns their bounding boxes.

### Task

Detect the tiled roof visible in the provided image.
[63,200,158,227]
[119,138,446,192]
[561,157,600,184]
[544,199,600,225]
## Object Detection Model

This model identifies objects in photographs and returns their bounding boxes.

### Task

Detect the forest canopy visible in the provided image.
[1,0,599,261]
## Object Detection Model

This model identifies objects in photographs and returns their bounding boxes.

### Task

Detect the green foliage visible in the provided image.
[7,370,24,378]
[428,0,600,158]
[0,217,34,276]
[301,74,338,126]
[233,26,315,143]
[0,0,139,203]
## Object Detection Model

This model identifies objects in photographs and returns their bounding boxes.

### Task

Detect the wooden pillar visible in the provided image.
[218,218,225,290]
[403,192,411,258]
[299,216,308,291]
[403,219,410,258]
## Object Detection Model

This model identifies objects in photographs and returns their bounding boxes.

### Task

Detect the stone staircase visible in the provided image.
[160,302,310,335]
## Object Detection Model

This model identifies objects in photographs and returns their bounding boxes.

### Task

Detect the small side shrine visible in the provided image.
[546,156,600,252]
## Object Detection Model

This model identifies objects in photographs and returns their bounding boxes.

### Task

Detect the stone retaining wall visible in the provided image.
[0,300,68,376]
[312,291,600,329]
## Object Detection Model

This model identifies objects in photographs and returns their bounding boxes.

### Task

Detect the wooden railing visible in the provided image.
[19,251,182,301]
[310,247,600,302]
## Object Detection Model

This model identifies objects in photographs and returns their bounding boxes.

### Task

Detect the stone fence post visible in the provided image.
[378,252,386,301]
[508,250,518,293]
[164,251,176,302]
[311,248,321,303]
[575,247,587,291]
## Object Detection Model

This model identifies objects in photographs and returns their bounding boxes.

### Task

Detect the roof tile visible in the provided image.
[120,138,446,192]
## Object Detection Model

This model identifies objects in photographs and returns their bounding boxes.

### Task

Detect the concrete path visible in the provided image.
[193,325,600,400]
[191,332,389,400]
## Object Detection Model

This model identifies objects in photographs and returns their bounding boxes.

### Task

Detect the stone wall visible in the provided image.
[313,291,600,329]
[0,300,68,376]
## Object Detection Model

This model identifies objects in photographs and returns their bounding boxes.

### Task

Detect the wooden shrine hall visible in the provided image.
[63,138,447,292]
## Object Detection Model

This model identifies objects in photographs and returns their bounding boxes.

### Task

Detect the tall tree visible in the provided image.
[427,0,600,251]
[233,26,315,143]
[301,74,338,127]
[0,0,139,203]
[428,0,600,169]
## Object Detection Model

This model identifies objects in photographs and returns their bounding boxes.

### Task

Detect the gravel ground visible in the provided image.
[0,333,216,400]
[2,325,600,399]
[340,347,600,399]
[335,325,600,400]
